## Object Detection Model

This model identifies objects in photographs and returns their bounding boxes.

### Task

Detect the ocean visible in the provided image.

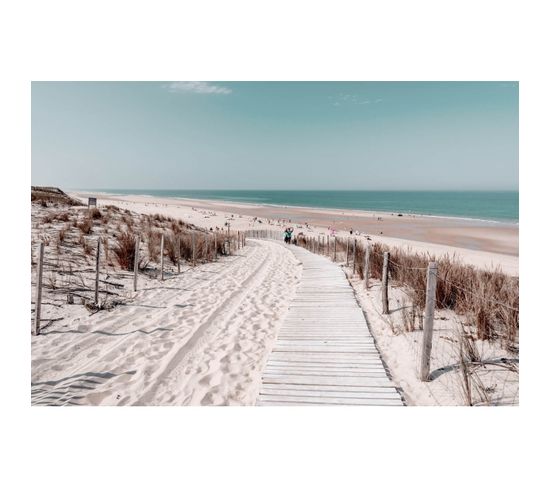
[83,190,519,223]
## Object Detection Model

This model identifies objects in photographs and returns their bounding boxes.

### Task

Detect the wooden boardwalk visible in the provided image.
[256,244,404,406]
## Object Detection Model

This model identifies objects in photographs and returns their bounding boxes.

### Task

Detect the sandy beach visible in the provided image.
[31,190,518,406]
[72,191,519,275]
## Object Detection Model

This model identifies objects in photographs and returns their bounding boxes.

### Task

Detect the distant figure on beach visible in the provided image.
[284,228,290,244]
[284,227,294,244]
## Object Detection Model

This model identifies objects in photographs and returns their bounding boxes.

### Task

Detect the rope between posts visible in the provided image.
[388,258,428,271]
[439,277,519,312]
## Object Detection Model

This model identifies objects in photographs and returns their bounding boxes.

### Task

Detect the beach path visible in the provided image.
[31,239,301,406]
[256,244,404,406]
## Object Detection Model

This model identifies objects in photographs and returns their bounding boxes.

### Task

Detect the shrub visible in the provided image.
[89,208,102,220]
[79,233,93,255]
[53,211,70,222]
[113,232,136,270]
[146,229,162,262]
[77,217,93,235]
[58,226,68,243]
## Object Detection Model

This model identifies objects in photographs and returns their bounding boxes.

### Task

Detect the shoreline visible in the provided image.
[70,190,519,275]
[70,189,519,225]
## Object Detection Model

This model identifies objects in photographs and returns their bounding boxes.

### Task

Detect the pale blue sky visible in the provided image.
[31,81,518,190]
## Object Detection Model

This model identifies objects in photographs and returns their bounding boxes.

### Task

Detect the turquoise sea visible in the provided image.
[83,190,519,223]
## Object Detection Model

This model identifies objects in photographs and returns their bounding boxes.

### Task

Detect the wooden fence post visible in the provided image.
[160,233,165,281]
[364,242,370,289]
[176,235,180,273]
[33,241,44,336]
[192,231,196,266]
[420,262,438,381]
[346,237,350,266]
[214,233,217,261]
[352,238,357,275]
[133,236,140,292]
[382,251,390,314]
[94,238,101,305]
[333,236,337,261]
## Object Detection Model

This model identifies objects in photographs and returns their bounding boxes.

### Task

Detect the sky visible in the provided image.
[31,81,519,191]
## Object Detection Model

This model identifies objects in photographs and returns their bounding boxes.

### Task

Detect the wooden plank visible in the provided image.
[257,397,403,406]
[266,356,384,363]
[266,361,385,371]
[260,383,397,394]
[263,370,389,378]
[261,375,393,387]
[258,389,402,400]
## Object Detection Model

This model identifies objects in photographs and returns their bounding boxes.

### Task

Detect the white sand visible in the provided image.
[31,203,301,405]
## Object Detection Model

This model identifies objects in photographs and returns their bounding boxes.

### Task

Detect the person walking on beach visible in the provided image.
[284,228,291,244]
[284,227,294,244]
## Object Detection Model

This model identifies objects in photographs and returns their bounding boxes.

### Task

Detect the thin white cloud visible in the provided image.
[330,93,381,106]
[165,81,232,95]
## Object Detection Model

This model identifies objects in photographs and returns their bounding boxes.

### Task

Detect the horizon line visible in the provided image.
[65,187,519,192]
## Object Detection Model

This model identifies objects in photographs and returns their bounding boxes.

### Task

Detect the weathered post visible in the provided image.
[227,222,230,255]
[346,237,350,266]
[420,262,438,381]
[160,233,165,281]
[333,236,337,261]
[33,241,45,336]
[192,231,196,266]
[364,242,370,289]
[133,236,140,292]
[214,233,217,261]
[352,238,357,275]
[382,251,390,314]
[94,238,101,304]
[176,235,181,273]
